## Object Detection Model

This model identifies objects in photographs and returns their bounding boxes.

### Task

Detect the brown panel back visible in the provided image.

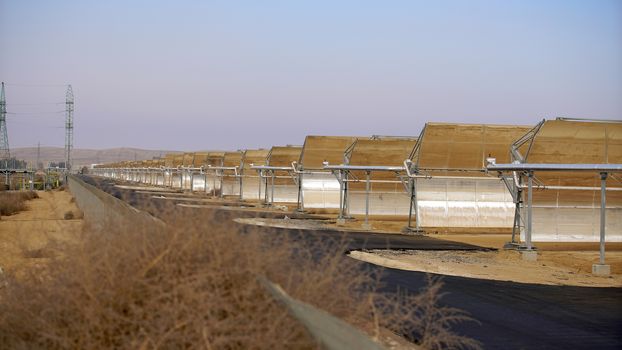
[300,136,358,170]
[193,152,209,167]
[268,146,303,167]
[348,138,416,183]
[527,120,622,189]
[182,153,195,167]
[242,149,269,170]
[415,123,531,176]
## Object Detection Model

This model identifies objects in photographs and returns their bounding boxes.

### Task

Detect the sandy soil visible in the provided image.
[0,190,83,277]
[350,250,622,287]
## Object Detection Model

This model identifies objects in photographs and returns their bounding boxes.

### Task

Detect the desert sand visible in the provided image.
[0,190,83,277]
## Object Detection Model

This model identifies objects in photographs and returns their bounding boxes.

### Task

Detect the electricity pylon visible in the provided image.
[0,82,10,169]
[64,85,74,171]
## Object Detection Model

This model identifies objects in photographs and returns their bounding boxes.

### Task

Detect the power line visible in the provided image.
[6,102,65,106]
[5,119,65,128]
[7,111,66,116]
[4,83,69,87]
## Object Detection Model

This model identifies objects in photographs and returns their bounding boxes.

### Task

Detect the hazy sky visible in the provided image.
[1,0,621,151]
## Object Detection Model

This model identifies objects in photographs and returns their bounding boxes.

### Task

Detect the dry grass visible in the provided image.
[0,191,39,216]
[0,201,480,349]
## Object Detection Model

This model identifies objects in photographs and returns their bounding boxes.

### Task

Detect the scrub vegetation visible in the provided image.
[0,190,39,216]
[0,203,480,349]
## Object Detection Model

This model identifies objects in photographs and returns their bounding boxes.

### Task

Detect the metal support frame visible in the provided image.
[488,162,621,265]
[324,162,406,230]
[251,164,295,206]
[205,165,239,198]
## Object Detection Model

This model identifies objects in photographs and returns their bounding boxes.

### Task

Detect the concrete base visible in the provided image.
[592,264,611,276]
[521,250,538,262]
[401,226,425,235]
[503,242,520,250]
[336,218,346,225]
[361,223,372,230]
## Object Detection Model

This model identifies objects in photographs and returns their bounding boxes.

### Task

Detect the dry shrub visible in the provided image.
[20,191,39,201]
[63,211,75,220]
[377,276,481,349]
[0,191,38,216]
[0,204,480,349]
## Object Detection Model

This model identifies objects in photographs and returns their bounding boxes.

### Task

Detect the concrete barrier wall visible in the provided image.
[67,175,166,232]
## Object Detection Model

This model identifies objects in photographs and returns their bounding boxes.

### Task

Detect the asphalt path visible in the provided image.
[80,176,622,349]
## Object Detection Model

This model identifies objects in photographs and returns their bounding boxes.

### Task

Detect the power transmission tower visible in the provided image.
[64,85,74,171]
[0,82,10,169]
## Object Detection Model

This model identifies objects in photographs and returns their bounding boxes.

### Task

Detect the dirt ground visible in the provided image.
[350,250,622,287]
[238,217,622,287]
[0,190,83,277]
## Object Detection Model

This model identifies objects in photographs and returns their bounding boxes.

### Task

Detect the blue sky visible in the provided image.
[1,0,621,150]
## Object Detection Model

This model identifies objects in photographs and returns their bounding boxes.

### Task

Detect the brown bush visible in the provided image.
[0,191,38,216]
[0,203,480,349]
[20,191,39,201]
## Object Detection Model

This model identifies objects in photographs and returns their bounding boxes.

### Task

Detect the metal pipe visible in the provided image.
[323,164,406,172]
[556,117,622,123]
[488,163,622,172]
[251,165,292,171]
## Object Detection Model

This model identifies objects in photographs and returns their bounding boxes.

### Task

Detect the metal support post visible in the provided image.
[526,171,533,250]
[202,171,207,193]
[270,170,275,205]
[239,171,244,200]
[362,171,371,230]
[337,170,345,223]
[258,170,263,203]
[296,172,305,212]
[592,172,611,275]
[520,170,538,261]
[600,172,607,265]
[212,170,217,197]
[343,170,349,217]
[406,178,415,230]
[219,171,224,198]
[263,170,270,206]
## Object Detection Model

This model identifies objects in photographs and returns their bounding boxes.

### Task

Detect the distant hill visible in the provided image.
[12,147,183,168]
